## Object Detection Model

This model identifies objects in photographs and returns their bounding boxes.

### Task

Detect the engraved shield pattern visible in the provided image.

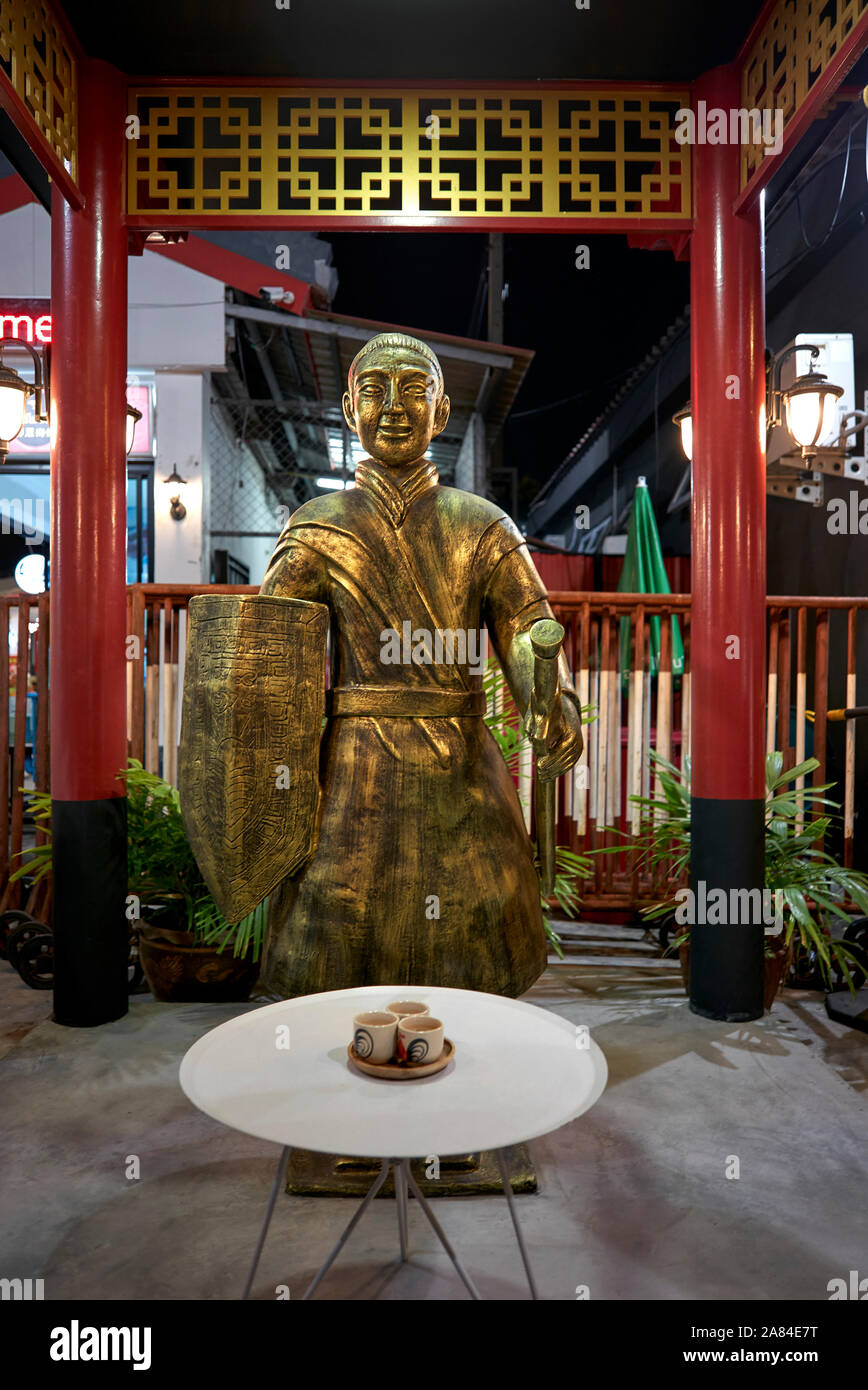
[179,594,328,923]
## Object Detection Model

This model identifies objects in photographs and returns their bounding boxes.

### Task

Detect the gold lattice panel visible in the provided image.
[127,87,690,222]
[0,0,77,181]
[741,0,868,188]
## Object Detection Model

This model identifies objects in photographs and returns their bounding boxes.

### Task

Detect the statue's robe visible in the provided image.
[259,457,577,999]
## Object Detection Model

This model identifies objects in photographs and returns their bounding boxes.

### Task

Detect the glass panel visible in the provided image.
[126,470,152,583]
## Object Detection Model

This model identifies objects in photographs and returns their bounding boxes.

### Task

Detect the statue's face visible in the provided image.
[343,348,450,468]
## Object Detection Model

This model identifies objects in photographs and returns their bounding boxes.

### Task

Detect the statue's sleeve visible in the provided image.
[260,523,329,601]
[480,515,555,654]
[480,514,581,722]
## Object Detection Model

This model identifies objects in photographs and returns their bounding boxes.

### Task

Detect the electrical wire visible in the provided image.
[653,354,661,493]
[128,300,224,309]
[794,119,855,252]
[767,196,867,290]
[510,362,637,420]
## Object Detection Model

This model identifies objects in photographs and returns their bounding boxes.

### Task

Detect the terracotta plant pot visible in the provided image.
[676,938,792,1013]
[138,926,258,1003]
[762,938,792,1011]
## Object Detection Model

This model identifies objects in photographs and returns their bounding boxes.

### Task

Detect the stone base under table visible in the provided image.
[285,1144,536,1197]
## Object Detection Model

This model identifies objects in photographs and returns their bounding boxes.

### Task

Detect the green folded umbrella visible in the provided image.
[618,477,684,678]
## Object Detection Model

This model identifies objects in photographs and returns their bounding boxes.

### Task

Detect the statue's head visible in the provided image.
[343,332,450,469]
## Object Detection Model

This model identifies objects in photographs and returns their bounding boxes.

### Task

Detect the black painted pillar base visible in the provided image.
[689,797,765,1022]
[52,798,129,1027]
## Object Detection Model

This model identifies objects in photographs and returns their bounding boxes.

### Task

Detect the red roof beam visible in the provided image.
[143,233,313,314]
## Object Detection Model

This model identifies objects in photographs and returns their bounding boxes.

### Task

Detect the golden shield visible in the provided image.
[179,594,329,923]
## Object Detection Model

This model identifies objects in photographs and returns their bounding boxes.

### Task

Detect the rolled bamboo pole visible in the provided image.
[813,609,829,851]
[844,607,858,868]
[145,601,160,775]
[628,605,645,838]
[795,605,807,834]
[766,609,779,770]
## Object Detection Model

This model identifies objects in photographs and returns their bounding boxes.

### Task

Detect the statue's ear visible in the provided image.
[433,394,451,438]
[342,391,357,433]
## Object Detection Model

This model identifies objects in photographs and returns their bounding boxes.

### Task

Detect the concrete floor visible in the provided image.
[1,923,866,1301]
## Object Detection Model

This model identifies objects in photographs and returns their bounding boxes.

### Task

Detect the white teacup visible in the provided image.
[353,1011,398,1063]
[397,1014,444,1065]
[386,1000,429,1020]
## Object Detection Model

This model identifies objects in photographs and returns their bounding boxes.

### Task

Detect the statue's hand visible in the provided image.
[534,693,583,782]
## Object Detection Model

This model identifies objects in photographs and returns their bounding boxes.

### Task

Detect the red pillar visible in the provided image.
[689,64,767,1020]
[50,59,129,1025]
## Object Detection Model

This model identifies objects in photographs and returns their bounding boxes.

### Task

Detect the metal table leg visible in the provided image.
[245,1152,490,1301]
[302,1158,391,1301]
[395,1158,409,1262]
[242,1144,291,1300]
[404,1165,481,1300]
[495,1147,539,1300]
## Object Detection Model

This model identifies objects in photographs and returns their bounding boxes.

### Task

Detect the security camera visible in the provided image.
[259,287,295,307]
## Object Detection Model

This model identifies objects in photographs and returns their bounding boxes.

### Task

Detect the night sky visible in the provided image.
[325,231,691,511]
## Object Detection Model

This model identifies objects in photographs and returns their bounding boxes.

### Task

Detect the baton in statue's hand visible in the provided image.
[527,618,566,899]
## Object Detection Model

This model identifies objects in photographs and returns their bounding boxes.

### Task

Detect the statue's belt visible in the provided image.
[326,686,486,718]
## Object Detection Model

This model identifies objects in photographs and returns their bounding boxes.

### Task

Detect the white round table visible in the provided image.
[180,984,608,1300]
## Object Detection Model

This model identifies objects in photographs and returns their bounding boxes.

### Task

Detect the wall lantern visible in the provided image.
[673,343,845,463]
[0,338,47,463]
[781,366,844,452]
[769,343,844,456]
[163,466,187,520]
[126,402,143,456]
[672,402,693,462]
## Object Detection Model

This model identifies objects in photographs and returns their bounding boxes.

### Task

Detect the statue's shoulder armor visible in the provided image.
[287,490,360,530]
[434,485,513,533]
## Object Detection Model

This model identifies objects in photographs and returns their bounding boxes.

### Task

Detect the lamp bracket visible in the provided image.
[767,341,822,430]
[773,448,867,481]
[767,475,823,505]
[0,335,47,421]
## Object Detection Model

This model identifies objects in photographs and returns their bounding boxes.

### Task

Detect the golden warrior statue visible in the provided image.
[180,333,583,999]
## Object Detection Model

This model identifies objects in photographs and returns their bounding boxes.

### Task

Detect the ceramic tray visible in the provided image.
[347,1038,455,1080]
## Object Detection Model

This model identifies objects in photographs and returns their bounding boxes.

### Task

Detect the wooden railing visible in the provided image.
[547,592,868,908]
[545,591,691,910]
[0,592,50,917]
[125,584,258,785]
[2,585,865,919]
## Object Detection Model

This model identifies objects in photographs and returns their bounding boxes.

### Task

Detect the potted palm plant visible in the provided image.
[13,761,268,1002]
[123,761,267,1001]
[483,661,593,955]
[602,750,868,1009]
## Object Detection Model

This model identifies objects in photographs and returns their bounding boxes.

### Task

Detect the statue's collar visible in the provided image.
[354,457,439,528]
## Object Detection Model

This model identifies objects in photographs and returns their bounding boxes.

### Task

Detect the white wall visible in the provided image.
[0,204,50,294]
[153,374,205,583]
[0,206,288,588]
[205,402,282,585]
[128,254,225,372]
[0,205,226,370]
[0,204,227,582]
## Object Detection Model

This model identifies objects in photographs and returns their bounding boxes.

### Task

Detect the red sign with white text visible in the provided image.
[0,299,153,457]
[0,308,52,343]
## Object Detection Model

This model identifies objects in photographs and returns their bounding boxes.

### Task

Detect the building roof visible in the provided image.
[218,300,534,501]
[60,2,761,83]
[529,306,690,514]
